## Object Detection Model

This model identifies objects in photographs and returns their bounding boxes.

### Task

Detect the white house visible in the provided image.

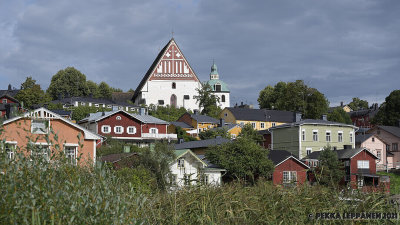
[132,38,201,111]
[171,149,225,187]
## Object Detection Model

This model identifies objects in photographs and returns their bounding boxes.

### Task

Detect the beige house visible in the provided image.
[367,125,400,168]
[356,134,393,171]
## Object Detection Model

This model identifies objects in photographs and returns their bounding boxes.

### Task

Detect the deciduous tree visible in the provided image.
[328,108,352,124]
[47,67,88,100]
[373,90,400,126]
[194,83,222,118]
[316,146,344,187]
[348,97,368,111]
[15,77,51,108]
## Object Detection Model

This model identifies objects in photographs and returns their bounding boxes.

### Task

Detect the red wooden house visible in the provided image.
[303,147,390,192]
[268,150,309,186]
[78,110,177,146]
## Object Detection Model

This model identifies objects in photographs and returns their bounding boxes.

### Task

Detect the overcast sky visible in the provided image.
[1,0,399,107]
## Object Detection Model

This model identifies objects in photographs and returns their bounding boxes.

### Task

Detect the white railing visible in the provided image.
[142,133,178,139]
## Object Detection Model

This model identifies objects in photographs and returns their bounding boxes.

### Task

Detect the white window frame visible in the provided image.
[326,131,331,142]
[101,125,111,134]
[312,130,318,142]
[116,116,122,120]
[150,128,158,134]
[177,158,185,168]
[94,104,99,107]
[31,119,49,134]
[2,99,7,104]
[302,129,306,141]
[306,148,312,156]
[127,126,137,134]
[271,122,276,127]
[31,143,51,162]
[2,142,17,160]
[283,171,297,183]
[114,126,124,134]
[107,105,112,109]
[80,102,86,106]
[251,122,256,129]
[64,145,77,165]
[260,123,265,129]
[231,134,237,139]
[204,174,209,184]
[357,160,369,169]
[376,150,381,159]
[349,132,353,143]
[338,131,343,142]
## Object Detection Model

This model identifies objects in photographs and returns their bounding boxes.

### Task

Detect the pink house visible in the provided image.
[367,125,400,169]
[356,134,394,171]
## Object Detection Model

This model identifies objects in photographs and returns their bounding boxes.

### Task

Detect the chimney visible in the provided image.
[8,84,12,91]
[322,114,327,121]
[139,107,146,116]
[295,112,302,122]
[340,101,343,107]
[219,118,225,127]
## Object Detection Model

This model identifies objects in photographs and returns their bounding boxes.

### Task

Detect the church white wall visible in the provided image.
[140,80,201,111]
[213,92,230,109]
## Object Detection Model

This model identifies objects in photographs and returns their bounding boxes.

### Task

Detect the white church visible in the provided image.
[132,38,230,110]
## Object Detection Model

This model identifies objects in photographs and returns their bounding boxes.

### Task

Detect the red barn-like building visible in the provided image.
[268,150,309,186]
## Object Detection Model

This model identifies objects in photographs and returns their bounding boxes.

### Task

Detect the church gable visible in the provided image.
[149,39,199,82]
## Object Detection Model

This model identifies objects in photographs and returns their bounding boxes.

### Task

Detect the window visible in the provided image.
[357,160,369,169]
[127,126,136,134]
[203,128,207,131]
[240,122,245,126]
[116,116,122,120]
[31,145,50,162]
[260,123,265,129]
[306,148,312,155]
[224,113,228,117]
[150,128,158,134]
[95,104,99,107]
[184,95,190,100]
[386,144,390,151]
[107,105,112,108]
[2,99,7,104]
[302,129,306,141]
[177,158,185,168]
[312,130,318,142]
[130,107,136,111]
[184,174,190,185]
[31,120,48,134]
[376,150,381,159]
[2,143,16,160]
[172,82,176,89]
[102,125,111,134]
[231,134,237,139]
[81,102,85,106]
[283,171,297,183]
[215,84,221,92]
[338,131,343,142]
[198,128,202,133]
[271,122,276,127]
[114,126,124,134]
[372,137,375,142]
[170,174,177,185]
[350,132,353,143]
[221,95,225,102]
[64,146,77,165]
[251,122,256,129]
[326,131,331,142]
[204,175,209,184]
[393,143,399,151]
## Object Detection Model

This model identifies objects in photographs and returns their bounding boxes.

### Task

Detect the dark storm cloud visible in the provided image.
[1,0,399,107]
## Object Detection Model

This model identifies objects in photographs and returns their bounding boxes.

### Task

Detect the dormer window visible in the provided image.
[172,82,176,89]
[31,120,48,134]
[215,84,221,92]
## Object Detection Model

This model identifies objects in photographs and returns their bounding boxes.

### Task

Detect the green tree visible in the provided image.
[47,67,88,99]
[194,83,222,118]
[71,106,111,122]
[238,123,263,143]
[15,77,51,108]
[316,146,345,187]
[258,80,329,119]
[98,82,113,99]
[373,90,400,126]
[86,80,100,98]
[175,126,197,142]
[148,105,190,122]
[206,136,274,184]
[328,108,352,124]
[199,127,230,140]
[348,97,369,111]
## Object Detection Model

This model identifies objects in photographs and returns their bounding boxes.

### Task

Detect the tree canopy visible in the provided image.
[316,146,344,187]
[199,127,230,140]
[327,108,352,124]
[348,97,368,111]
[258,80,329,119]
[373,90,400,126]
[206,136,274,184]
[194,83,222,118]
[148,105,190,122]
[15,77,51,108]
[238,123,263,143]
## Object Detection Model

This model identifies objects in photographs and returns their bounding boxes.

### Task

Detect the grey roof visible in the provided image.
[225,107,296,122]
[190,113,219,124]
[258,129,271,135]
[208,123,237,132]
[197,155,226,170]
[268,150,293,165]
[355,133,373,144]
[377,126,400,138]
[79,110,169,125]
[271,119,356,129]
[0,89,20,98]
[349,108,379,118]
[99,153,138,163]
[50,109,72,116]
[51,96,115,105]
[305,148,378,160]
[174,137,231,150]
[170,121,193,129]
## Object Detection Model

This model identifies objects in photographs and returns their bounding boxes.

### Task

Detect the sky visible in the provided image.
[1,0,399,108]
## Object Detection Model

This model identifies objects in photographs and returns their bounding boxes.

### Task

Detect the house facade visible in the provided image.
[0,108,101,165]
[349,104,379,128]
[367,125,400,168]
[356,134,393,171]
[270,119,357,159]
[268,150,309,186]
[0,84,21,118]
[78,110,177,146]
[220,107,299,131]
[175,112,219,137]
[204,63,230,109]
[131,38,201,110]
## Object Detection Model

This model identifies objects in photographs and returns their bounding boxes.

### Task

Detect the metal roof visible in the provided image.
[79,110,169,125]
[174,137,231,150]
[225,107,296,122]
[271,119,357,129]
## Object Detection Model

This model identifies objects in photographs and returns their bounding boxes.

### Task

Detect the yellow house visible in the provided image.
[219,107,299,131]
[207,123,242,139]
[171,112,219,138]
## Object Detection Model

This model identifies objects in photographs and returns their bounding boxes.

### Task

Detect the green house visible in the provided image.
[270,119,357,159]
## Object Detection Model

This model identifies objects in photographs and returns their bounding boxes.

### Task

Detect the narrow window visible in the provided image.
[64,146,77,165]
[260,123,265,129]
[350,132,353,143]
[221,95,225,102]
[114,126,124,134]
[251,122,256,129]
[172,82,176,89]
[326,131,331,142]
[338,132,343,142]
[376,150,381,159]
[393,143,399,151]
[127,126,137,134]
[306,148,312,155]
[312,130,318,142]
[302,129,306,141]
[178,158,185,168]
